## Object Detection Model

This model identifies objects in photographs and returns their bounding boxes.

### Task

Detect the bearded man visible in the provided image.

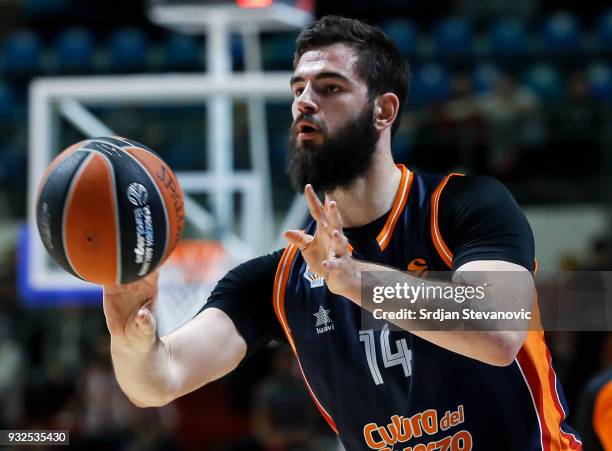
[103,16,582,451]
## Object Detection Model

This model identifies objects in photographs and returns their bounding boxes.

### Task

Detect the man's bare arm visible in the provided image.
[347,259,534,367]
[104,273,246,407]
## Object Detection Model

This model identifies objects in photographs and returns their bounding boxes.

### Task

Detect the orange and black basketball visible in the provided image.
[35,137,185,285]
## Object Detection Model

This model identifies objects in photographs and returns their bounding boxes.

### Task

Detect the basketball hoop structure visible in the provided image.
[157,240,231,335]
[23,0,312,330]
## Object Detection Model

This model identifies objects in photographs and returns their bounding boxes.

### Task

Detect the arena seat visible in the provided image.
[588,62,612,103]
[597,9,612,53]
[0,145,26,186]
[23,0,68,16]
[0,82,15,119]
[380,19,417,57]
[261,32,297,70]
[432,17,473,57]
[488,17,528,57]
[161,33,202,71]
[230,33,244,69]
[107,28,148,72]
[54,28,95,73]
[542,12,581,54]
[410,63,451,106]
[2,30,42,74]
[523,63,563,100]
[472,62,501,93]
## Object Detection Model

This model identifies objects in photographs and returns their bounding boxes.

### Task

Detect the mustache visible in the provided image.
[291,114,326,134]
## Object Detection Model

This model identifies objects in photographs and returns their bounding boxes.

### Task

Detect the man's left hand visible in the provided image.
[284,184,359,298]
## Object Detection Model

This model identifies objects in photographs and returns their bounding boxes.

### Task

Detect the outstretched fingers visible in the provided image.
[331,229,349,257]
[326,200,343,231]
[284,229,314,251]
[304,184,327,226]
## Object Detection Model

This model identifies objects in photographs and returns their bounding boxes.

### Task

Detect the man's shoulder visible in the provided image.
[439,174,513,205]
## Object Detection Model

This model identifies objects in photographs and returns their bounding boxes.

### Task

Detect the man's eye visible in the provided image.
[327,85,340,93]
[294,88,304,96]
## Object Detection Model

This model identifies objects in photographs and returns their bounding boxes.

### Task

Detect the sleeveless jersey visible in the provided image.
[273,165,582,451]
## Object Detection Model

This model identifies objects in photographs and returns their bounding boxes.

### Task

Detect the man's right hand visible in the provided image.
[101,269,247,407]
[103,271,160,355]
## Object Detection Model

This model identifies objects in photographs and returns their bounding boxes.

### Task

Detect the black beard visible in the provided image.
[287,103,378,193]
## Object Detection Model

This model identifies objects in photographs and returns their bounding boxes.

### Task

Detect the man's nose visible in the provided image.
[296,84,318,114]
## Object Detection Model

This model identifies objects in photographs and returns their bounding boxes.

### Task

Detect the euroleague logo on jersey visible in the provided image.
[127,183,154,276]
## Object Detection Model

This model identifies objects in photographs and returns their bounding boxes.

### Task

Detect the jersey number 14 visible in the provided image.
[359,323,412,385]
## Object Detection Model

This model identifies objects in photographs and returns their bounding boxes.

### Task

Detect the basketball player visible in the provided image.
[103,16,582,450]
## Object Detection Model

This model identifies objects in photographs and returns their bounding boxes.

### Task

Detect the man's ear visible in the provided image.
[374,92,400,132]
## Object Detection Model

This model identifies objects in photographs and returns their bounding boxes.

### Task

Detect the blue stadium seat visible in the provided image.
[597,10,612,52]
[107,28,148,71]
[472,63,501,93]
[410,63,451,106]
[542,12,581,53]
[523,63,563,100]
[0,82,15,118]
[230,33,244,69]
[432,17,473,56]
[588,63,612,103]
[0,144,26,184]
[269,138,288,176]
[262,33,296,70]
[164,142,205,171]
[162,33,202,70]
[488,17,528,56]
[2,30,42,74]
[24,0,68,16]
[54,28,95,73]
[380,19,417,56]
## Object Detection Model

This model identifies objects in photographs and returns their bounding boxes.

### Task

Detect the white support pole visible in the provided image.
[28,82,54,288]
[242,25,275,249]
[29,73,293,101]
[206,17,234,231]
[181,195,216,234]
[57,99,115,136]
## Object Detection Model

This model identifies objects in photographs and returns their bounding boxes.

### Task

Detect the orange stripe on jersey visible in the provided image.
[593,380,612,450]
[273,245,299,353]
[430,173,464,268]
[517,332,581,450]
[376,164,413,251]
[272,245,339,434]
[546,348,582,449]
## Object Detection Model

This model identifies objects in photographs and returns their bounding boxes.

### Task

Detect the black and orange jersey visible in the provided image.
[202,165,582,450]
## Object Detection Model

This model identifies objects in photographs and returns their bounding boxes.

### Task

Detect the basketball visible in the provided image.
[35,137,185,285]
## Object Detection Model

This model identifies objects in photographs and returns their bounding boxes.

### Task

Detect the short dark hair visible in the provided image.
[294,16,411,137]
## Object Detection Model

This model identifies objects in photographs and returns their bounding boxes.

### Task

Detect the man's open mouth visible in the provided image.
[297,121,321,139]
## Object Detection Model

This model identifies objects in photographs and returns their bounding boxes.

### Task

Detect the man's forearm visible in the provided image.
[341,260,533,366]
[110,337,176,407]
